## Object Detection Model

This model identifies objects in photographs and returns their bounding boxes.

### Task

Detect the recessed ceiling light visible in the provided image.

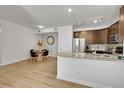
[37,25,44,28]
[94,20,98,23]
[68,8,72,12]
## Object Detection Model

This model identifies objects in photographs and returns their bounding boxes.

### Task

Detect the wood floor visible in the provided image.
[0,57,89,88]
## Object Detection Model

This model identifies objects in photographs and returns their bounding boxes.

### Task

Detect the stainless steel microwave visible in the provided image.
[110,34,118,43]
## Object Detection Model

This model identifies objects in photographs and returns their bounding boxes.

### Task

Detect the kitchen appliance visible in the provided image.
[73,38,86,53]
[115,46,123,54]
[110,34,118,43]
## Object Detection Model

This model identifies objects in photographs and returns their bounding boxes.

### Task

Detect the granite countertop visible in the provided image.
[58,52,124,62]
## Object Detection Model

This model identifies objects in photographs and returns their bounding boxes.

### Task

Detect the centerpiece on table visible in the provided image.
[37,40,43,51]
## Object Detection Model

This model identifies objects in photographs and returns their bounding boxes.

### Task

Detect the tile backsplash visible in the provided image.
[87,44,123,51]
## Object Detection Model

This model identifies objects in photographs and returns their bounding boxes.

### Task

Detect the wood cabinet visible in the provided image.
[73,29,108,44]
[73,20,119,44]
[99,29,108,44]
[85,31,93,44]
[73,21,120,44]
[84,29,108,44]
[108,22,119,44]
[74,30,99,44]
[73,31,86,38]
[112,22,119,34]
[119,6,124,43]
[86,31,99,44]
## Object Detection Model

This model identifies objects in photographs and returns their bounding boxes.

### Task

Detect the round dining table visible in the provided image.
[35,50,43,62]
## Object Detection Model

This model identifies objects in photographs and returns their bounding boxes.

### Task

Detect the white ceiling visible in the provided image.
[0,5,40,29]
[0,5,122,30]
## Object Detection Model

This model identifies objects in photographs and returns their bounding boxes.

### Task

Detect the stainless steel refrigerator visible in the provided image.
[73,38,86,53]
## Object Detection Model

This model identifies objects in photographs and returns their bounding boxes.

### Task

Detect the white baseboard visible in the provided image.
[1,57,29,66]
[48,55,57,57]
[57,75,110,88]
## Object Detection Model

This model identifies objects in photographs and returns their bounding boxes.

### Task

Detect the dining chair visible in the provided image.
[29,49,38,63]
[42,49,49,62]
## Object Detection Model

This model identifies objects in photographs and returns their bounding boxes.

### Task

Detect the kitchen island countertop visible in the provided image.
[57,52,124,62]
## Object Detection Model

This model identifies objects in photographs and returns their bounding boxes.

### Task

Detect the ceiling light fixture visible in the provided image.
[94,20,98,23]
[68,8,72,12]
[37,25,44,29]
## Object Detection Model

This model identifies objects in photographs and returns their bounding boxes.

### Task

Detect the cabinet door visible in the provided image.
[112,22,119,34]
[99,29,108,44]
[73,31,86,38]
[80,31,86,38]
[108,22,119,44]
[93,31,100,44]
[86,31,99,44]
[86,31,93,44]
[73,32,80,38]
[119,6,124,43]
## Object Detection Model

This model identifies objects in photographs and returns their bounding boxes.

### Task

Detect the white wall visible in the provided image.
[39,25,73,55]
[40,32,58,55]
[0,27,2,65]
[0,19,40,66]
[58,26,73,53]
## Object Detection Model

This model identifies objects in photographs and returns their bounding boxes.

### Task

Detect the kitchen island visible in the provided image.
[57,53,124,88]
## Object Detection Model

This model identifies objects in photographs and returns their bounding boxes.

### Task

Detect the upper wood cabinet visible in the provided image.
[119,6,124,43]
[85,31,94,44]
[73,20,121,44]
[86,31,99,44]
[99,29,108,44]
[73,31,86,38]
[74,30,100,44]
[112,22,119,34]
[73,29,108,44]
[83,29,108,44]
[108,22,119,44]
